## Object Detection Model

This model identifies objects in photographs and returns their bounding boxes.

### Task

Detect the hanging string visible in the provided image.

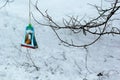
[101,0,103,9]
[29,0,31,24]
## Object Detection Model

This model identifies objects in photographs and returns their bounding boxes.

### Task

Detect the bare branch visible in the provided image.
[0,0,13,9]
[34,0,120,48]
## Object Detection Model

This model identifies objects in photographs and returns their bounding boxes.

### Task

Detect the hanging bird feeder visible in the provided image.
[21,0,38,49]
[21,24,38,49]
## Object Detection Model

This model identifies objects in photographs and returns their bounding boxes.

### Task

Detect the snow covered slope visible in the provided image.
[0,0,120,80]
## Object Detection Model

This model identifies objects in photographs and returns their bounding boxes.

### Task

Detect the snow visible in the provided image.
[0,0,120,80]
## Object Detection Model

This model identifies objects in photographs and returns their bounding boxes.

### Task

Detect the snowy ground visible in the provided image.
[0,0,120,80]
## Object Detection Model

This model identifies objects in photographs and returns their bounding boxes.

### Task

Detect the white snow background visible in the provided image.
[0,0,120,80]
